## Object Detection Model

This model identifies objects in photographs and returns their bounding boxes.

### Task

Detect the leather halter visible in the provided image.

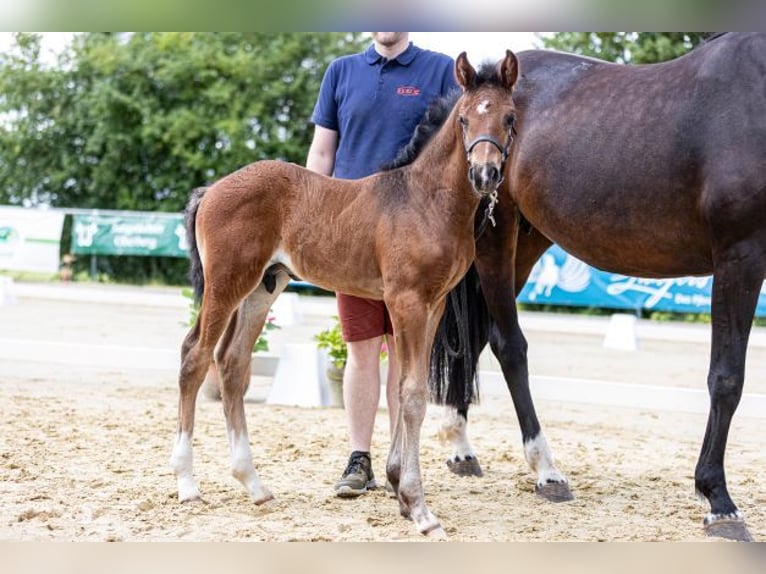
[465,134,511,165]
[464,130,515,239]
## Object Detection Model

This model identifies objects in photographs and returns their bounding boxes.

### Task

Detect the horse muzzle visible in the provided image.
[468,163,503,195]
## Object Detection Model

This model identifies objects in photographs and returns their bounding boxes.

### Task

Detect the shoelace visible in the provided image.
[344,456,368,477]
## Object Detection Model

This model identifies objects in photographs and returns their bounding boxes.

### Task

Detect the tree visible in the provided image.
[0,32,367,211]
[0,32,367,283]
[542,32,713,64]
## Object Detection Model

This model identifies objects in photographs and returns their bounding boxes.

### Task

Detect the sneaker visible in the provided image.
[335,451,377,498]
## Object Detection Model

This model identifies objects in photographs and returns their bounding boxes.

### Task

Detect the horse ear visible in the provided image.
[455,51,475,90]
[497,49,519,91]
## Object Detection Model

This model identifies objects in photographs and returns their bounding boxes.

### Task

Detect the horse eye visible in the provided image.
[505,114,516,129]
[458,115,467,127]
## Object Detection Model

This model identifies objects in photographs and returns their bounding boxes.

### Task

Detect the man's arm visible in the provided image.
[306,125,339,176]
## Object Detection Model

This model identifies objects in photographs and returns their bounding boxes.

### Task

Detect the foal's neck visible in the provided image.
[406,114,479,213]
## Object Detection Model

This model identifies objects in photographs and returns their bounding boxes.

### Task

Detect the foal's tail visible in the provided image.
[429,264,491,408]
[184,186,208,303]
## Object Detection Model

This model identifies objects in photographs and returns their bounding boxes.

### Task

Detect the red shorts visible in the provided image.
[336,293,394,342]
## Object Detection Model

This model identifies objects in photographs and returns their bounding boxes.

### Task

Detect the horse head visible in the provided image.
[454,50,519,195]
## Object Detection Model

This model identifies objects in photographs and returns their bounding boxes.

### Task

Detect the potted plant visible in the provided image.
[314,316,347,383]
[314,316,390,385]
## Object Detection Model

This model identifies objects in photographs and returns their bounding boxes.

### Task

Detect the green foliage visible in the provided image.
[314,316,389,370]
[180,287,280,353]
[543,32,712,64]
[0,32,367,284]
[314,317,348,370]
[0,32,367,210]
[646,311,711,324]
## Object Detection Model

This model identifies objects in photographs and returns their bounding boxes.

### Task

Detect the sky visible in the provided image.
[409,32,546,62]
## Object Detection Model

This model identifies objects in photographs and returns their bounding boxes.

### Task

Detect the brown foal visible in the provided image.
[170,50,520,538]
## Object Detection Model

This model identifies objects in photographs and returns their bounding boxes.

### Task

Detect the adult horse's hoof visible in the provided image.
[704,514,753,542]
[446,456,483,477]
[536,481,574,503]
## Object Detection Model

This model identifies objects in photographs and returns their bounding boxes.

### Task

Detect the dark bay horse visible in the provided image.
[170,50,520,538]
[432,33,766,542]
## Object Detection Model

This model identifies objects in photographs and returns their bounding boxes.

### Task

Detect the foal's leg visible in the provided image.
[476,217,572,501]
[216,274,290,504]
[386,293,447,538]
[170,294,240,502]
[695,244,764,542]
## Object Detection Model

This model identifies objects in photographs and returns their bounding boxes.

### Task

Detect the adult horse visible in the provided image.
[169,50,520,538]
[432,33,765,542]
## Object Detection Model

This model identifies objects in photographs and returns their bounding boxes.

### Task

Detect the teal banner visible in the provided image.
[71,213,188,257]
[519,245,766,317]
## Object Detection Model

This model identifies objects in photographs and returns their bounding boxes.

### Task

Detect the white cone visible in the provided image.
[266,343,323,407]
[603,313,638,351]
[0,276,17,306]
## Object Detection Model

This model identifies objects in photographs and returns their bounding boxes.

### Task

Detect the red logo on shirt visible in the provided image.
[396,86,421,96]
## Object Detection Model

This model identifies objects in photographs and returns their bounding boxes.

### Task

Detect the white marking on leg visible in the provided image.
[438,407,475,460]
[703,510,744,525]
[228,430,273,504]
[170,432,201,502]
[524,433,567,486]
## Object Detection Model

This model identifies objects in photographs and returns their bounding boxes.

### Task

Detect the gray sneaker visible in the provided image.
[335,451,377,498]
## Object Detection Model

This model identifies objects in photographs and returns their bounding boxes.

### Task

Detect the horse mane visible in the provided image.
[383,61,506,171]
[382,90,459,170]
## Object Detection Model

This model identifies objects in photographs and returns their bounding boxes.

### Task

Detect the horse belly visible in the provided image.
[275,246,385,300]
[520,185,713,278]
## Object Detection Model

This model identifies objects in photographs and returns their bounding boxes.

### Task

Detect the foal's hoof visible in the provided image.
[447,456,484,477]
[252,490,275,506]
[704,514,753,542]
[422,523,448,540]
[536,481,574,503]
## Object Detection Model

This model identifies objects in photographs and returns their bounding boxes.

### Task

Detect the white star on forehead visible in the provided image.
[476,100,490,115]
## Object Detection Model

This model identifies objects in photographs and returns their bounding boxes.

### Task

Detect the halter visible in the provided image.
[464,130,514,239]
[465,134,511,165]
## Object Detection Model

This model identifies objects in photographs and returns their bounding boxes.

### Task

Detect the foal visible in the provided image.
[170,50,520,537]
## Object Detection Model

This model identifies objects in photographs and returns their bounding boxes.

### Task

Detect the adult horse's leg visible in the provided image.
[387,292,447,538]
[434,265,490,477]
[477,213,573,501]
[216,271,291,504]
[440,406,483,476]
[695,243,764,542]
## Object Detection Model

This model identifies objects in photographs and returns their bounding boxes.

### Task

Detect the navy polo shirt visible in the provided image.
[311,42,458,179]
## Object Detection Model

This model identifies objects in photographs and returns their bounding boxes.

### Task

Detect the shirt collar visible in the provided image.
[364,42,420,66]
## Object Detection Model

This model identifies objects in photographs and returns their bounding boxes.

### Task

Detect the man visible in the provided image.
[306,32,458,497]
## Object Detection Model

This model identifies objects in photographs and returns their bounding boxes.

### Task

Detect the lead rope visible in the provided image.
[474,187,500,241]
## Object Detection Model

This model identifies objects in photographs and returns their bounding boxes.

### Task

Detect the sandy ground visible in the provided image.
[0,286,764,542]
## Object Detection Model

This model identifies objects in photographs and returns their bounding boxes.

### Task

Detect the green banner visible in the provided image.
[71,213,189,258]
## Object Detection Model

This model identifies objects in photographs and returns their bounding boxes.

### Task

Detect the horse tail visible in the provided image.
[184,186,208,303]
[429,264,491,408]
